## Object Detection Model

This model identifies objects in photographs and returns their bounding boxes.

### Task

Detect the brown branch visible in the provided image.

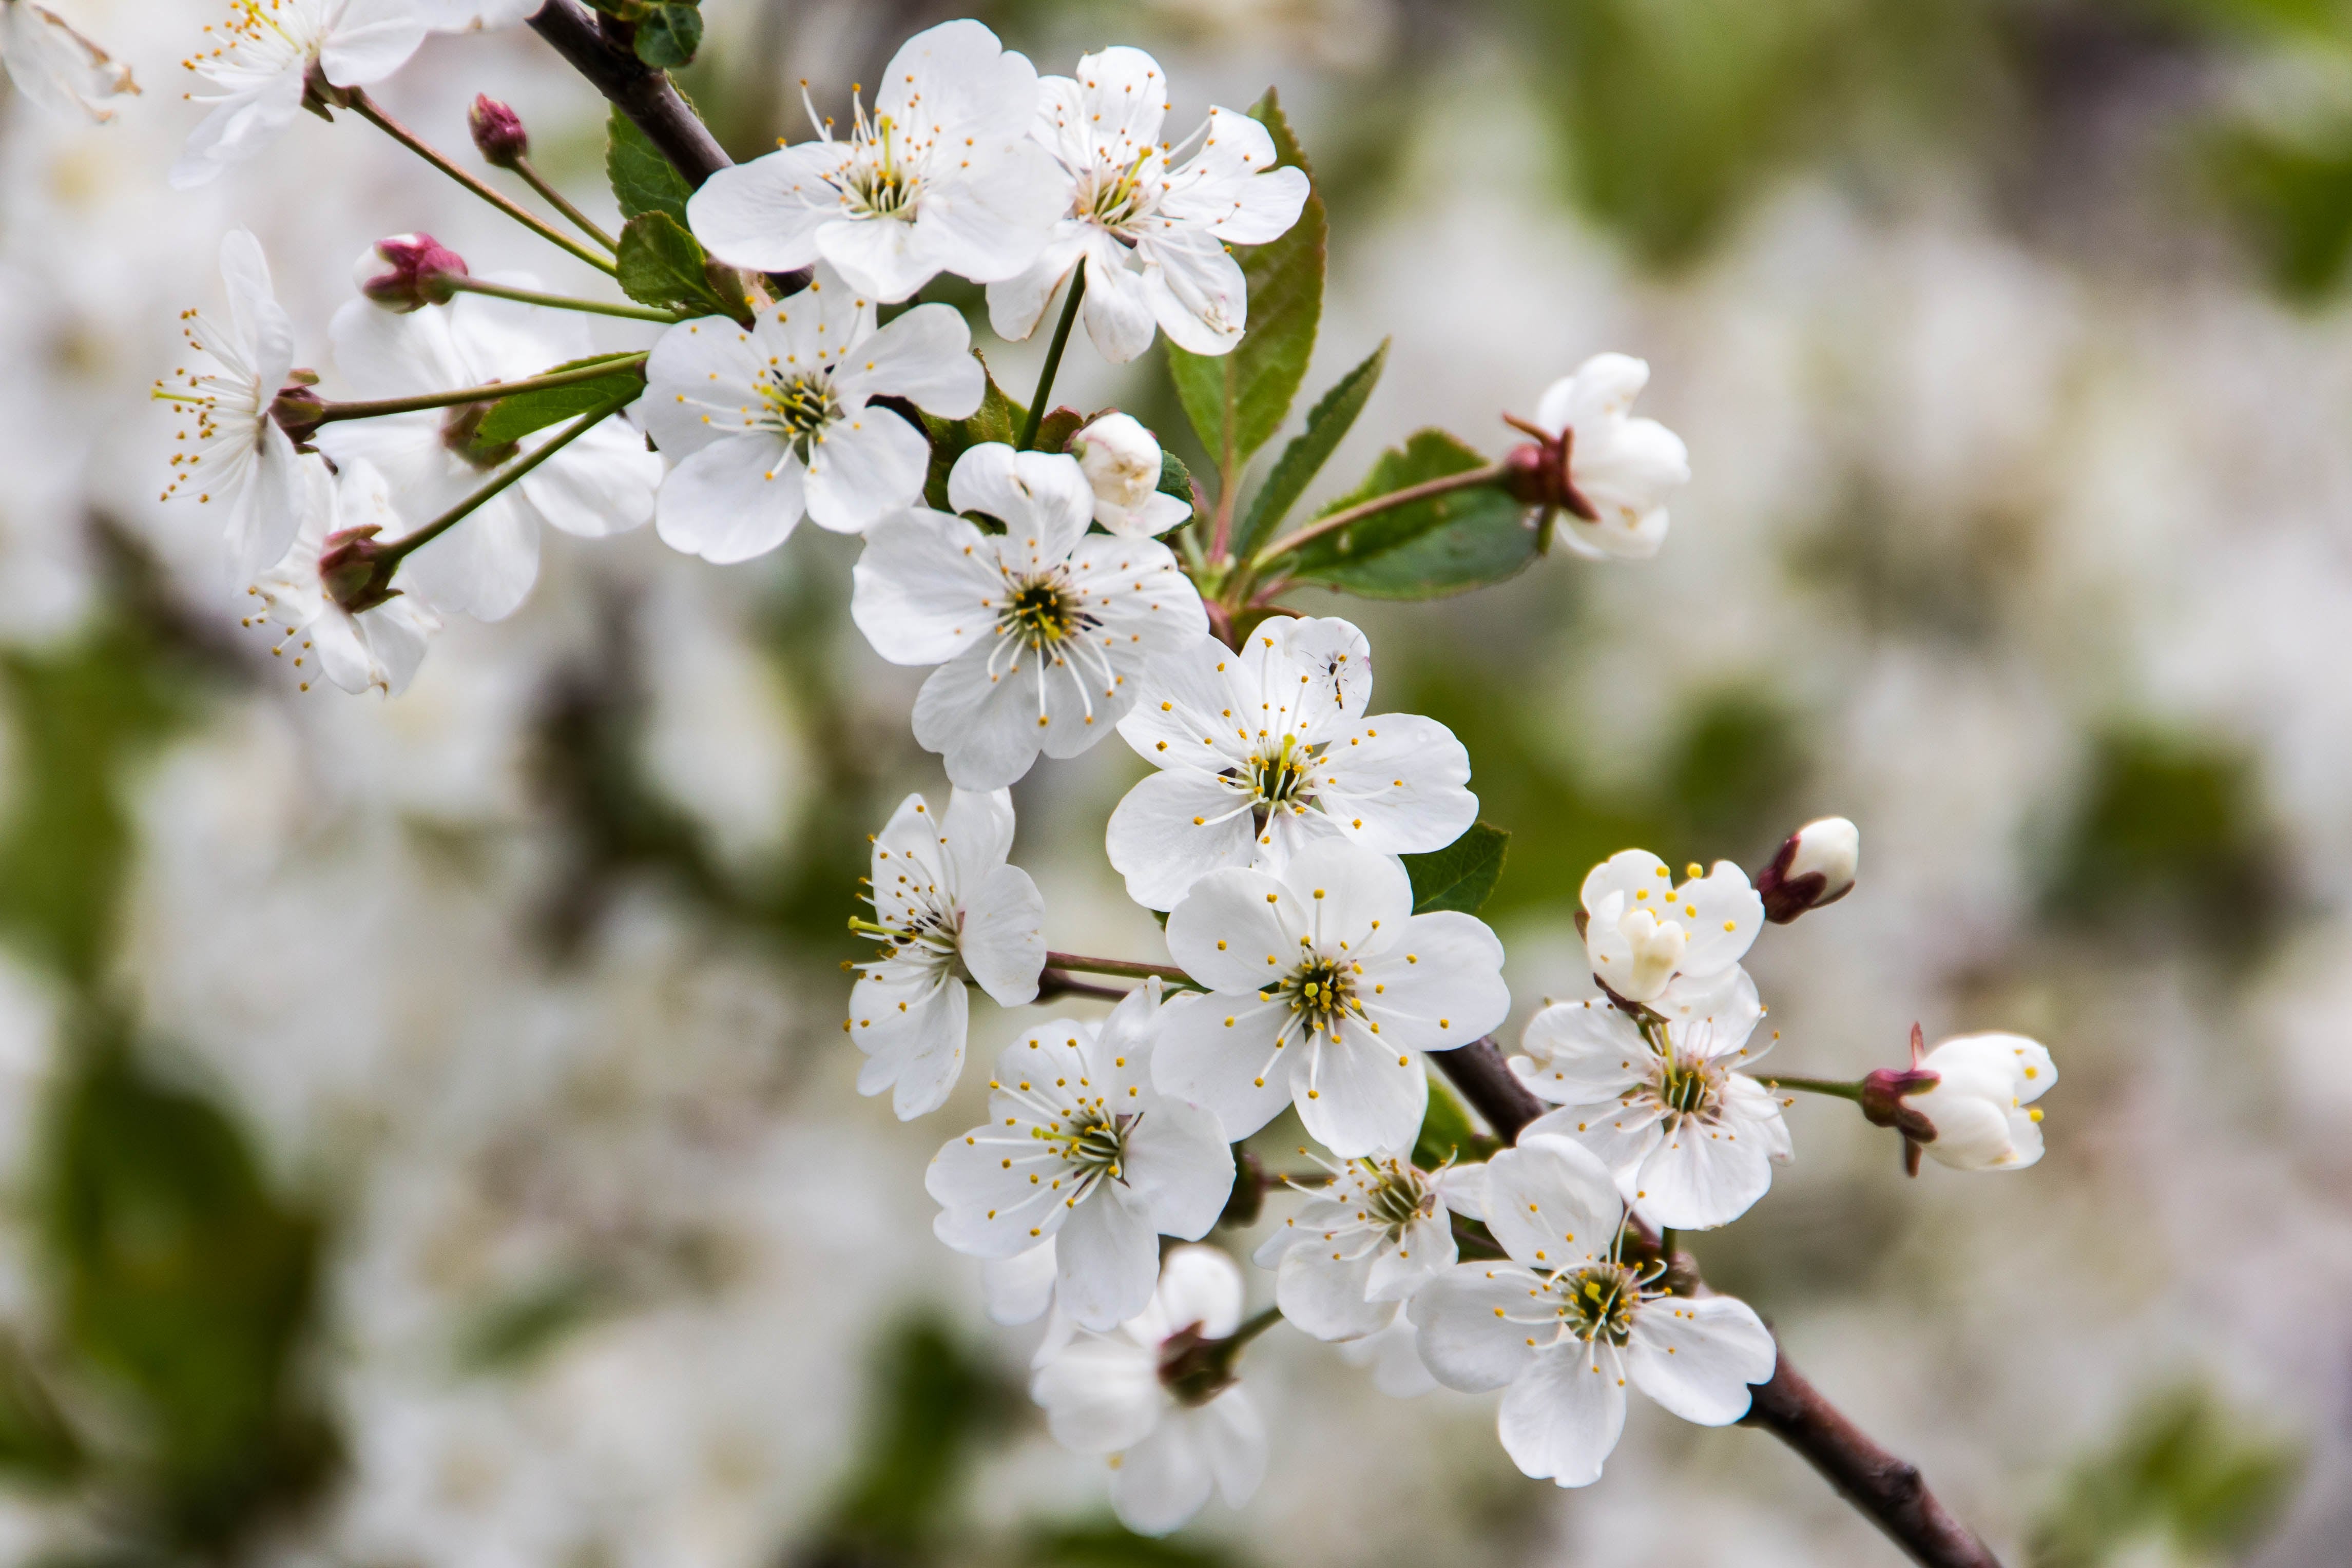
[1433,1039,2003,1568]
[1034,968,1130,1005]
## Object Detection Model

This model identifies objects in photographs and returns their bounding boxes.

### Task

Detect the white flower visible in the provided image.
[1525,353,1689,561]
[1252,1151,1486,1340]
[1579,848,1762,1005]
[685,20,1069,302]
[987,47,1310,362]
[170,0,428,189]
[1409,1135,1777,1488]
[639,265,980,563]
[844,788,1045,1118]
[1757,815,1860,923]
[929,981,1234,1329]
[1108,615,1476,911]
[156,230,304,580]
[850,443,1209,789]
[979,1237,1078,1367]
[1070,413,1189,536]
[315,280,662,622]
[1515,970,1791,1230]
[1030,1246,1267,1537]
[1154,839,1510,1158]
[245,456,438,696]
[1339,1315,1439,1397]
[0,1,136,121]
[1908,1032,2056,1171]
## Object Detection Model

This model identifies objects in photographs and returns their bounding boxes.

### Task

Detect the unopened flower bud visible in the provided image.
[315,524,399,615]
[468,94,528,168]
[1904,1032,2056,1172]
[268,382,327,444]
[1069,412,1189,537]
[1756,816,1860,923]
[353,234,467,312]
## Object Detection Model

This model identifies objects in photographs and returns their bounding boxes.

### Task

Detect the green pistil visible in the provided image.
[1558,1263,1637,1347]
[762,373,839,461]
[1003,581,1074,647]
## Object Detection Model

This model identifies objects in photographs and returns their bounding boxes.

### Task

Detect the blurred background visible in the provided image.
[2,0,2349,1562]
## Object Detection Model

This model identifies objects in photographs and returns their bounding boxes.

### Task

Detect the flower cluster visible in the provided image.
[143,4,2061,1545]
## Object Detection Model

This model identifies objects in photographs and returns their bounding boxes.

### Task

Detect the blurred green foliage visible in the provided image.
[2031,1383,2303,1567]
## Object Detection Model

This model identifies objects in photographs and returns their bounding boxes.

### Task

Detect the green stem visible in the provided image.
[445,276,683,323]
[1763,1075,1866,1102]
[313,353,647,425]
[347,90,619,278]
[1044,950,1191,985]
[379,388,636,566]
[1016,266,1086,451]
[1248,461,1511,571]
[513,154,619,250]
[1225,1305,1285,1351]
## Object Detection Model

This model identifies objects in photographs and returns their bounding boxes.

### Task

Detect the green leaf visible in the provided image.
[1236,337,1387,558]
[1282,430,1533,600]
[1158,448,1194,505]
[917,357,1024,511]
[615,210,727,316]
[1166,89,1326,480]
[472,357,647,448]
[606,106,692,227]
[0,1333,83,1487]
[633,2,703,68]
[1412,1078,1497,1172]
[1403,821,1509,915]
[1031,406,1085,454]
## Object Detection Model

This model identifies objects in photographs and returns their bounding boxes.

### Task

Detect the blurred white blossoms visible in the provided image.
[851,443,1208,789]
[1522,353,1689,560]
[1031,1246,1267,1536]
[1253,1151,1481,1341]
[317,282,661,622]
[1907,1032,2056,1172]
[929,982,1233,1329]
[1071,413,1189,536]
[0,1,135,120]
[171,0,428,188]
[409,0,536,29]
[845,789,1045,1118]
[1108,615,1476,910]
[157,230,303,580]
[1579,849,1762,1005]
[1410,1136,1776,1487]
[1517,972,1791,1230]
[640,266,980,562]
[246,456,438,696]
[1155,839,1509,1157]
[988,46,1311,361]
[687,20,1067,302]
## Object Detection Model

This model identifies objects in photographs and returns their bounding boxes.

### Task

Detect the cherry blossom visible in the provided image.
[1153,839,1509,1157]
[244,456,438,696]
[1252,1150,1486,1340]
[1906,1032,2057,1172]
[1108,615,1475,911]
[850,443,1208,789]
[0,1,136,121]
[1579,849,1762,1005]
[844,788,1045,1119]
[1517,353,1689,560]
[1410,1135,1776,1487]
[988,46,1310,361]
[1070,413,1190,537]
[686,20,1068,302]
[170,0,428,189]
[929,981,1233,1329]
[639,265,980,563]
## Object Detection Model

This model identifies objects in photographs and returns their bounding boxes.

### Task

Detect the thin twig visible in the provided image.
[445,276,681,323]
[1248,461,1510,570]
[1433,1039,2003,1568]
[346,89,617,277]
[1043,950,1194,985]
[513,154,620,250]
[1034,969,1130,1004]
[380,388,637,565]
[313,353,646,426]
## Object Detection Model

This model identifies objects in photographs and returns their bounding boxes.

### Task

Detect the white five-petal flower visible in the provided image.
[1109,615,1477,911]
[987,46,1310,362]
[1909,1032,2057,1171]
[1527,353,1689,560]
[844,788,1046,1118]
[316,281,662,622]
[1252,1150,1485,1341]
[1516,970,1791,1230]
[157,230,304,580]
[929,982,1234,1330]
[1153,839,1510,1158]
[640,265,981,563]
[850,443,1209,789]
[170,0,428,189]
[1409,1135,1777,1488]
[244,456,438,696]
[686,20,1069,303]
[1579,848,1763,1005]
[1030,1245,1267,1537]
[1070,412,1190,537]
[0,0,136,121]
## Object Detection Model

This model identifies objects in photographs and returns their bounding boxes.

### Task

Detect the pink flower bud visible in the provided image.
[1755,816,1859,923]
[468,94,528,168]
[353,234,467,313]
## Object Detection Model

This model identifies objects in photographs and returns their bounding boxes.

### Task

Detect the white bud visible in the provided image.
[1910,1033,2055,1171]
[1070,413,1190,537]
[1759,816,1859,922]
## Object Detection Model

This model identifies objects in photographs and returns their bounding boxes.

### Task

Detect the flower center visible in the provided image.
[1249,735,1313,809]
[1048,1110,1131,1179]
[1278,954,1358,1038]
[1074,149,1161,238]
[838,106,925,220]
[759,371,839,459]
[1554,1262,1640,1347]
[999,578,1080,648]
[1648,1046,1723,1124]
[1357,1158,1429,1232]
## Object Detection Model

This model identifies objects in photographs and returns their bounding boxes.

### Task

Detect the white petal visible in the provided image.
[1276,1248,1391,1342]
[639,315,764,459]
[1276,838,1414,948]
[1515,999,1648,1105]
[1106,768,1257,912]
[1163,865,1301,992]
[1108,1410,1212,1536]
[1031,1334,1162,1453]
[958,865,1043,1007]
[947,444,1092,565]
[1294,1021,1428,1159]
[981,1240,1058,1326]
[399,494,538,622]
[847,968,967,1118]
[1055,1188,1161,1331]
[1407,1262,1543,1391]
[1147,992,1296,1143]
[654,436,806,563]
[1498,1341,1627,1487]
[1144,1244,1244,1341]
[832,302,982,417]
[1630,1112,1773,1231]
[1197,1391,1266,1506]
[515,420,661,539]
[1627,1295,1777,1426]
[685,144,846,273]
[1079,250,1160,365]
[849,509,1004,666]
[1357,911,1511,1051]
[1482,1135,1621,1271]
[803,411,931,533]
[1122,1099,1235,1241]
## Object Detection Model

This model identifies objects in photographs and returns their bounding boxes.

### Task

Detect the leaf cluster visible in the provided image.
[582,0,704,69]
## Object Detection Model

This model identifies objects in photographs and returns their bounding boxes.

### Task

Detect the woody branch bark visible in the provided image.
[1434,1039,2003,1568]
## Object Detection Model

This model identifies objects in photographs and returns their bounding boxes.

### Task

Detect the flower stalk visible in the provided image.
[292,353,649,435]
[373,385,639,571]
[1042,950,1200,989]
[1246,461,1511,571]
[442,276,682,323]
[1017,269,1087,451]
